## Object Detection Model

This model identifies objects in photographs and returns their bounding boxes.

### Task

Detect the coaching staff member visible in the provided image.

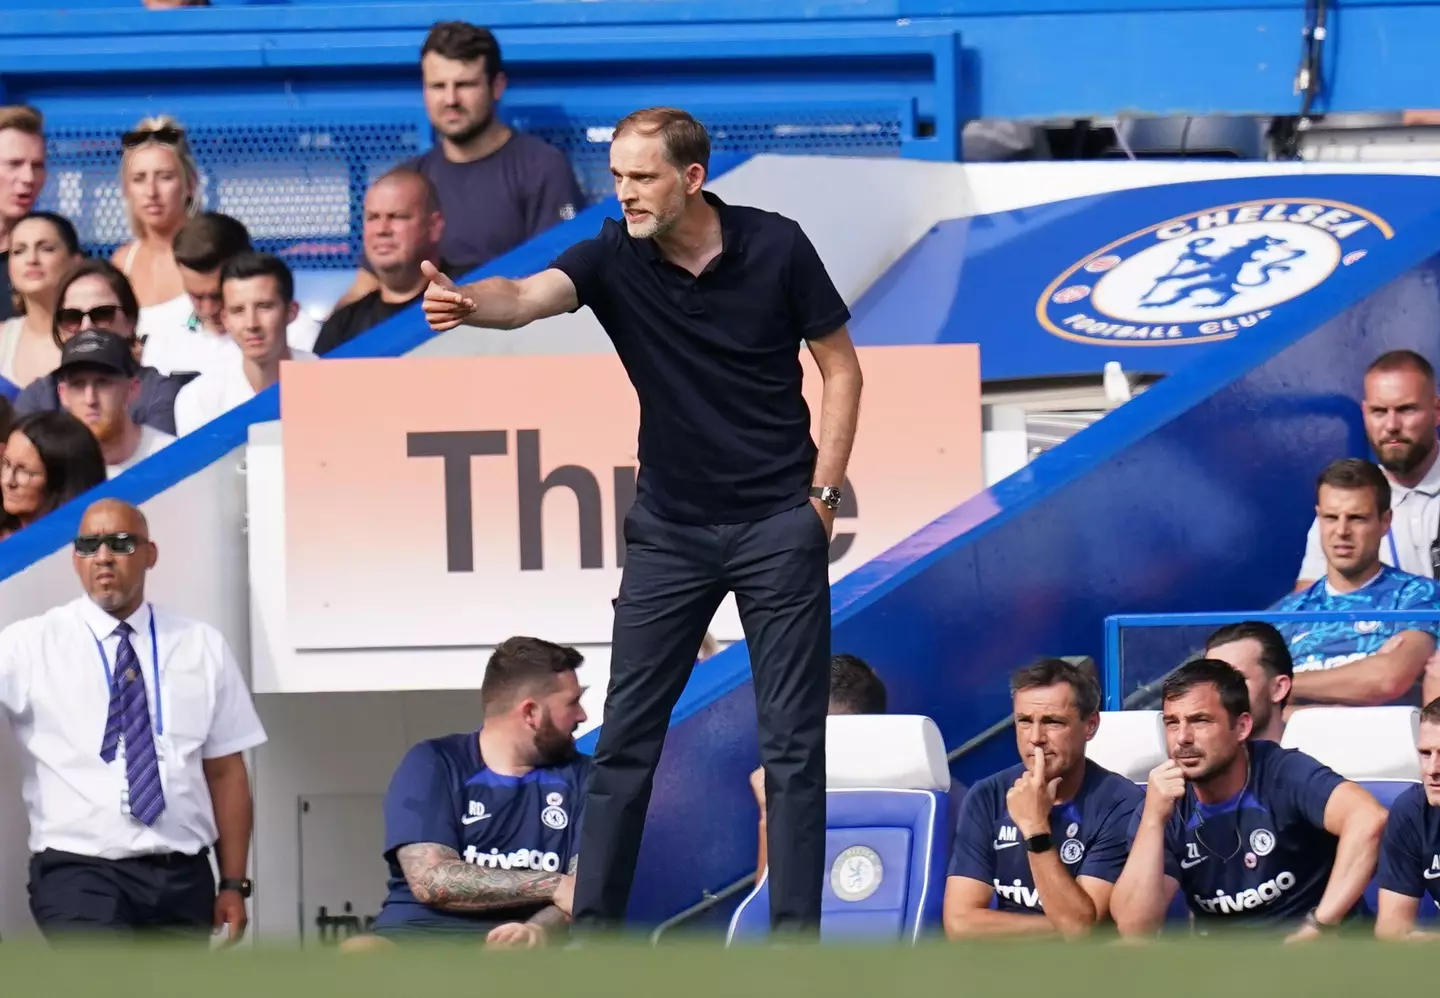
[0,498,266,942]
[423,106,863,935]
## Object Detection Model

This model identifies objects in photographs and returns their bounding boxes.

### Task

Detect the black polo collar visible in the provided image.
[633,190,744,265]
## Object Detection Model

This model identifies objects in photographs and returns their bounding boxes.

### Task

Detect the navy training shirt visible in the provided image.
[947,759,1142,914]
[550,191,851,525]
[1131,739,1348,926]
[373,731,590,934]
[1377,783,1440,907]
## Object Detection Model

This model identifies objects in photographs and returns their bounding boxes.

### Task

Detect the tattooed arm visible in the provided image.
[486,856,579,948]
[396,842,562,911]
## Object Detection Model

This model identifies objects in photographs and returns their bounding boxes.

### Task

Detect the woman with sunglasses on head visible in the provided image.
[1,212,81,390]
[11,259,185,434]
[111,117,202,350]
[0,409,106,541]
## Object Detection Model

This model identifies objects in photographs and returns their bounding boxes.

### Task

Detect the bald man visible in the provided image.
[313,167,452,355]
[0,499,267,942]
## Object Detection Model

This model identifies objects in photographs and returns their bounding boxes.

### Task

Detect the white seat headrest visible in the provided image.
[825,714,949,791]
[1087,711,1166,782]
[1280,706,1420,781]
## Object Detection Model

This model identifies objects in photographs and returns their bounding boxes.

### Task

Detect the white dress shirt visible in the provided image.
[1298,455,1440,581]
[173,348,318,437]
[0,596,267,860]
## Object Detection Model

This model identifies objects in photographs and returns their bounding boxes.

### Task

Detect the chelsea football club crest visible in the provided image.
[1037,199,1392,346]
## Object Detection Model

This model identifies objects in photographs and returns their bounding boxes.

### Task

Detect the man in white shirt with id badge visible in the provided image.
[0,498,266,943]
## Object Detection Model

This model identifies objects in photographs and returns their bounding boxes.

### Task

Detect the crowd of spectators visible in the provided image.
[0,20,583,543]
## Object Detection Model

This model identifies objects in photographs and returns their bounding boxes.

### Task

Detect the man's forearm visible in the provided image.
[1111,817,1170,936]
[1027,852,1098,939]
[1291,650,1425,705]
[945,908,1057,939]
[205,760,253,881]
[526,904,571,938]
[458,277,527,330]
[398,843,561,912]
[812,366,861,487]
[1314,824,1382,924]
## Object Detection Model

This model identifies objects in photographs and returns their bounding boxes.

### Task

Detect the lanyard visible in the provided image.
[89,605,164,737]
[1386,528,1400,569]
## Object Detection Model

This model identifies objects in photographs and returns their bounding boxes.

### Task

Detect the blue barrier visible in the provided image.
[1103,610,1440,711]
[10,0,1440,125]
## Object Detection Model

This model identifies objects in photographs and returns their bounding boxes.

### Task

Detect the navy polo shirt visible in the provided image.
[550,192,850,524]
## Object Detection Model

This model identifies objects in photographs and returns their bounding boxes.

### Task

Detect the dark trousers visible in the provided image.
[29,848,215,942]
[574,500,832,934]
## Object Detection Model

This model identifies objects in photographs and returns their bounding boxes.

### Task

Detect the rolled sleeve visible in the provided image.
[383,742,461,858]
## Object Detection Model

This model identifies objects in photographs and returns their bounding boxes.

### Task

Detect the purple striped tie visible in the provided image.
[98,622,165,826]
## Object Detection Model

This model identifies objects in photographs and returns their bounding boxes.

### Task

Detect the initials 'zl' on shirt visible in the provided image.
[1129,740,1353,927]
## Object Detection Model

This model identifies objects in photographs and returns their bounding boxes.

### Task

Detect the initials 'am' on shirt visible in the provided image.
[947,759,1142,914]
[1129,739,1351,927]
[374,731,590,934]
[551,192,851,525]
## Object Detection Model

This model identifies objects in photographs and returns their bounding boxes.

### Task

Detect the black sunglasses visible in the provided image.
[57,305,124,334]
[121,125,186,150]
[74,532,144,557]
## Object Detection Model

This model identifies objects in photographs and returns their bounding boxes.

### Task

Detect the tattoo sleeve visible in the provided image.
[396,842,562,912]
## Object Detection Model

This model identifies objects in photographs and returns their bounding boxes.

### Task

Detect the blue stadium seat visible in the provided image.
[726,714,955,945]
[1282,706,1434,922]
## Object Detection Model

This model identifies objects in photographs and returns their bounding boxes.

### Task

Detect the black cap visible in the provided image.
[55,330,138,380]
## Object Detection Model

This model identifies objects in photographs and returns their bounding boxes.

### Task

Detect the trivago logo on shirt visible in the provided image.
[1191,871,1298,915]
[1273,565,1440,674]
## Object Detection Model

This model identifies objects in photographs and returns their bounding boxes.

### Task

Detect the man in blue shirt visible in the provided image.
[364,636,590,949]
[1275,458,1440,707]
[1375,697,1440,940]
[1113,659,1387,938]
[944,658,1142,940]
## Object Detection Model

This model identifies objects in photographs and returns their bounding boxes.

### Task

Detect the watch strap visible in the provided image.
[1024,832,1053,854]
[219,877,253,898]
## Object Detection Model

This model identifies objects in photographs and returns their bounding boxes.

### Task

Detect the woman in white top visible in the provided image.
[0,212,81,389]
[109,117,201,346]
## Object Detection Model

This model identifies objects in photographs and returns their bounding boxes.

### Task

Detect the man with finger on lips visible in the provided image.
[943,659,1142,940]
[1112,659,1387,940]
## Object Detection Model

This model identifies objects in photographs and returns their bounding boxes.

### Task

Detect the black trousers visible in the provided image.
[29,848,215,942]
[573,500,832,934]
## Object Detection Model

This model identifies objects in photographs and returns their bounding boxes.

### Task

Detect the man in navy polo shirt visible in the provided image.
[1375,696,1440,940]
[944,658,1141,940]
[422,106,863,937]
[1112,660,1387,939]
[363,636,590,949]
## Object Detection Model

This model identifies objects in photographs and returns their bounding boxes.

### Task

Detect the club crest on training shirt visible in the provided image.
[1037,200,1392,346]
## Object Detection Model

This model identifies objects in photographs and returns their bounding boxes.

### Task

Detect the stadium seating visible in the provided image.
[1281,706,1421,805]
[1281,706,1432,921]
[1086,710,1167,781]
[726,714,954,945]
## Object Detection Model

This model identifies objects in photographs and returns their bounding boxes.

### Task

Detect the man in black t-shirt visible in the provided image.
[422,106,864,939]
[314,168,448,355]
